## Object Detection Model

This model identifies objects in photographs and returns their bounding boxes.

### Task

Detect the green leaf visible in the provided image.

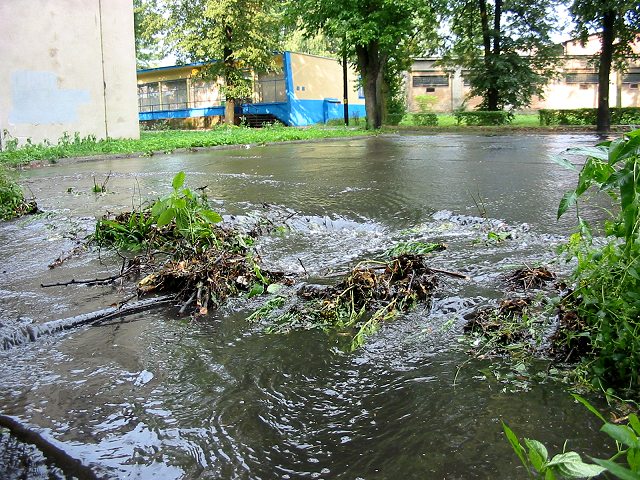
[601,423,639,448]
[151,199,167,218]
[619,170,636,212]
[628,449,640,472]
[547,452,606,478]
[172,171,186,190]
[525,438,549,472]
[502,422,528,469]
[248,283,264,298]
[266,283,283,294]
[156,207,176,227]
[571,394,607,423]
[629,415,640,436]
[565,146,610,161]
[558,190,578,219]
[552,154,578,171]
[199,209,222,224]
[593,458,640,480]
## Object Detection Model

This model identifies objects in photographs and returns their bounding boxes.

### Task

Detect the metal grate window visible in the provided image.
[255,72,286,103]
[623,72,640,84]
[565,73,598,84]
[412,75,449,87]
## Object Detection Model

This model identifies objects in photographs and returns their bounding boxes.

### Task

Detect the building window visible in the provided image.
[191,80,222,108]
[630,83,639,90]
[138,80,190,112]
[565,73,598,84]
[138,83,160,113]
[425,87,436,93]
[161,80,188,110]
[579,84,590,90]
[255,72,286,103]
[623,73,640,84]
[412,75,449,87]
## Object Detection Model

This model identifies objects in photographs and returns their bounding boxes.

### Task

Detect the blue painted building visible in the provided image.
[137,52,366,127]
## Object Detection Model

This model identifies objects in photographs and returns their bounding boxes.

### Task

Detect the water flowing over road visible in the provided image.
[0,133,611,479]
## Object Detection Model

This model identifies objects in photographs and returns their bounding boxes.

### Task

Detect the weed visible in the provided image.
[556,129,640,391]
[0,166,37,220]
[504,394,640,479]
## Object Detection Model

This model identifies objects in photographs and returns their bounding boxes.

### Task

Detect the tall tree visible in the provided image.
[570,0,640,131]
[138,0,282,125]
[133,0,162,69]
[446,0,561,111]
[288,0,439,129]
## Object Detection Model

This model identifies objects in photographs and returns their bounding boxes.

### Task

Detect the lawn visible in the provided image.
[0,125,373,166]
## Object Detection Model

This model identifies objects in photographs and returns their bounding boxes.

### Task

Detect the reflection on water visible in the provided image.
[0,134,612,478]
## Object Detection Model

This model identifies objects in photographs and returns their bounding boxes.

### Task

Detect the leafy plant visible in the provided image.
[504,394,640,479]
[150,171,222,248]
[503,421,606,479]
[556,129,640,389]
[0,166,36,220]
[94,171,223,252]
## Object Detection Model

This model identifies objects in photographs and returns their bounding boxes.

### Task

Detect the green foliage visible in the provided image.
[454,110,514,126]
[288,0,440,129]
[444,0,561,110]
[414,94,439,113]
[505,395,640,479]
[412,113,439,126]
[570,0,640,74]
[0,167,33,221]
[0,126,371,166]
[384,241,445,257]
[503,421,607,479]
[95,171,222,251]
[556,129,640,389]
[540,108,640,126]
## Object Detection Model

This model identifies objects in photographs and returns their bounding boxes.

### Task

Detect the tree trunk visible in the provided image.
[597,10,617,132]
[479,0,499,110]
[223,30,235,126]
[356,42,384,129]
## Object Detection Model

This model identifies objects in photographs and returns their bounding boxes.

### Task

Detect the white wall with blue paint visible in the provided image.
[0,0,139,148]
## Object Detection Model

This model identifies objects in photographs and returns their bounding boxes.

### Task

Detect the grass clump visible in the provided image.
[0,166,37,220]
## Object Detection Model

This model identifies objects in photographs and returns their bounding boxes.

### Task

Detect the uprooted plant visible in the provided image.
[248,254,466,350]
[91,171,288,316]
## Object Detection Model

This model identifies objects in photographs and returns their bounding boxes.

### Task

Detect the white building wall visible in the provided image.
[0,0,139,148]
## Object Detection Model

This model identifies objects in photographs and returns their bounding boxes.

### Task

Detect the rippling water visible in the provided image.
[0,133,614,478]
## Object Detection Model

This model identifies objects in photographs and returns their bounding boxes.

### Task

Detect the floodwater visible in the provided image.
[0,133,614,479]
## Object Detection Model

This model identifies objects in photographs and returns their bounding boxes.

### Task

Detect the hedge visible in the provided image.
[454,110,514,126]
[539,107,640,126]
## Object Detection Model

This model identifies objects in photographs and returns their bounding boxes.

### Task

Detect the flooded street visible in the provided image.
[0,133,612,478]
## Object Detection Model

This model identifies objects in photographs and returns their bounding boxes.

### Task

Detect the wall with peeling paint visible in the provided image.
[0,0,139,148]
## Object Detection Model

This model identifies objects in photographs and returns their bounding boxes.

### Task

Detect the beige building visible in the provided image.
[408,36,640,113]
[0,0,140,149]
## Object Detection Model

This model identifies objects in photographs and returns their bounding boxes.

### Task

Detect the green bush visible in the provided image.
[0,166,36,220]
[539,107,640,126]
[556,129,640,390]
[412,113,438,126]
[454,110,514,126]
